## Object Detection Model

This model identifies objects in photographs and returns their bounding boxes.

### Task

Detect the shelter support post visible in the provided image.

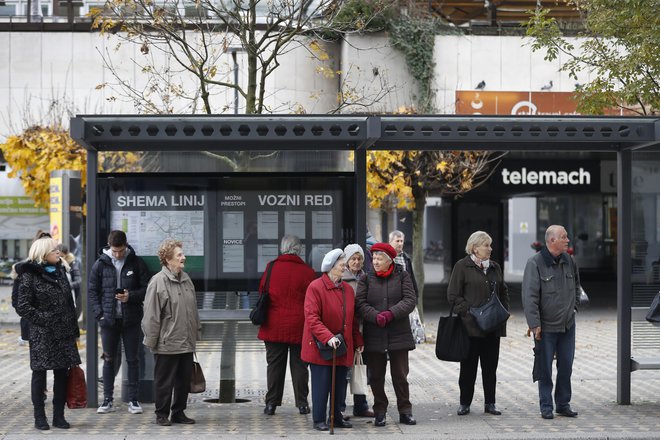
[86,149,99,406]
[616,149,632,405]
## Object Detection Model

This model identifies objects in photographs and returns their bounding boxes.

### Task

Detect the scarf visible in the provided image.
[376,264,394,278]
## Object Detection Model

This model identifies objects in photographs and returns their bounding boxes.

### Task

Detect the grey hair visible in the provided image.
[280,235,302,255]
[389,230,404,242]
[545,225,565,245]
[372,251,392,263]
[465,231,492,255]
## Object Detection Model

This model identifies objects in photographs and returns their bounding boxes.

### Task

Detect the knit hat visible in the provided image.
[371,242,397,261]
[343,244,364,262]
[321,248,345,272]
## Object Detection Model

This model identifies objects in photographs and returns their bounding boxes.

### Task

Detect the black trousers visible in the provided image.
[153,352,193,418]
[367,350,412,415]
[264,341,309,407]
[31,369,67,413]
[459,334,501,406]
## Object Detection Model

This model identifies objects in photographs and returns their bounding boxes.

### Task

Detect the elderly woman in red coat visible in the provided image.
[258,235,317,416]
[301,249,364,431]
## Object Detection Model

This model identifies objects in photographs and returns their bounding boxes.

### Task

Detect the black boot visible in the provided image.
[53,405,70,429]
[34,407,50,430]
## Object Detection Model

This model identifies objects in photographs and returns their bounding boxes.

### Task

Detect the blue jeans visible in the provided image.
[100,320,141,401]
[536,323,575,412]
[309,364,348,424]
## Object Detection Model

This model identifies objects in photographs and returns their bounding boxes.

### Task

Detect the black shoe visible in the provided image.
[171,412,195,424]
[331,419,352,428]
[353,409,374,417]
[556,407,578,417]
[156,416,171,426]
[314,422,329,431]
[484,404,501,415]
[457,405,470,416]
[298,405,310,415]
[341,412,351,421]
[34,416,50,430]
[52,416,70,429]
[399,414,416,425]
[264,404,276,415]
[374,413,386,427]
[541,410,554,420]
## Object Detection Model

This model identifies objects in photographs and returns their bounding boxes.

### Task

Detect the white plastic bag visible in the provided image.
[349,351,368,395]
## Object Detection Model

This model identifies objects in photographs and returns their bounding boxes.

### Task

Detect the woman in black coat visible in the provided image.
[447,231,509,417]
[355,243,417,428]
[16,237,81,431]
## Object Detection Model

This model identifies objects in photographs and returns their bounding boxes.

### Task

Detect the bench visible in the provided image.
[631,306,660,371]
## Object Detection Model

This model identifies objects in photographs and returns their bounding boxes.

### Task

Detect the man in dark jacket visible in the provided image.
[522,225,581,420]
[388,230,418,296]
[88,230,150,415]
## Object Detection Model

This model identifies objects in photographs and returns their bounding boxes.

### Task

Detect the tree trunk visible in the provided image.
[412,191,426,321]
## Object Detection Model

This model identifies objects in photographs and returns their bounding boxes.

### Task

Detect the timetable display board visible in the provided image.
[97,173,355,291]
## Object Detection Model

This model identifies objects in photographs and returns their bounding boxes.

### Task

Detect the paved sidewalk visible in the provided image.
[0,305,659,439]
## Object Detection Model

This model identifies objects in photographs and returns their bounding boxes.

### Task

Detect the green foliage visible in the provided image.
[331,0,397,33]
[526,0,660,115]
[389,15,438,113]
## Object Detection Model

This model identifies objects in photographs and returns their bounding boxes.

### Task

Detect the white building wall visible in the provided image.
[434,35,592,114]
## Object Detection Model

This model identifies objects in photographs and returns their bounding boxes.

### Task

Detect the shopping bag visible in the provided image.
[349,351,368,395]
[190,355,206,393]
[409,306,426,344]
[435,306,470,362]
[66,365,87,409]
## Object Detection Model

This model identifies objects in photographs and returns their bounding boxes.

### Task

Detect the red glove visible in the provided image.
[376,310,395,327]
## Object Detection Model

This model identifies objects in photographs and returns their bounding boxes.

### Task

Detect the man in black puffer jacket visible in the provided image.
[88,230,150,415]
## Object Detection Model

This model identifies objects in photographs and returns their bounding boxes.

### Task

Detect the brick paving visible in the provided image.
[0,302,659,439]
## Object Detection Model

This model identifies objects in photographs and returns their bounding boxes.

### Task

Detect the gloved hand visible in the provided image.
[327,336,341,348]
[376,310,395,327]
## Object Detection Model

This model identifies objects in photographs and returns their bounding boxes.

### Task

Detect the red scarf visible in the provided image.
[376,264,394,278]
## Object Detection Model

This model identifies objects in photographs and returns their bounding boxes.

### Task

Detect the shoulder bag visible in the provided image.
[249,261,275,326]
[435,304,470,362]
[469,281,510,333]
[190,353,206,393]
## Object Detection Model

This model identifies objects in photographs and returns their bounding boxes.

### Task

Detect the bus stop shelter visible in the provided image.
[71,114,660,406]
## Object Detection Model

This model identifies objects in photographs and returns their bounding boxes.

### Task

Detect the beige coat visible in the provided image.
[142,266,201,354]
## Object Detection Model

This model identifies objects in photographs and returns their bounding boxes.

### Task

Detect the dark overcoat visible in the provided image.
[355,266,416,353]
[15,261,81,371]
[447,256,510,337]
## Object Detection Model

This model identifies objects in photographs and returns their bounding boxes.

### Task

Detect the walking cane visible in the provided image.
[329,346,337,435]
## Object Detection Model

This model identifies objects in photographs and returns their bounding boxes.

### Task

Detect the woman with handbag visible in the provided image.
[355,242,417,427]
[447,231,510,417]
[340,243,373,418]
[142,239,201,427]
[258,235,316,416]
[301,249,363,431]
[15,237,81,430]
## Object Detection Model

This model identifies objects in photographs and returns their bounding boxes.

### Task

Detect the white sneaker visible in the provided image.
[17,337,26,346]
[97,398,115,413]
[128,401,143,414]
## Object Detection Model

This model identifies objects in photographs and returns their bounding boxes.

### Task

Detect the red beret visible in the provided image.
[371,243,397,261]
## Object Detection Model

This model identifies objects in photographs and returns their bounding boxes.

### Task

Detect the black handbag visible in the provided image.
[469,281,510,333]
[314,286,347,361]
[646,292,660,323]
[435,305,470,362]
[249,261,275,326]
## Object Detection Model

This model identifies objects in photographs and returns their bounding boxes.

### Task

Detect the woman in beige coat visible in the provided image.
[142,239,201,427]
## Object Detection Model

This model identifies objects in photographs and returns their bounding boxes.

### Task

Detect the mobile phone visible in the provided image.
[115,288,124,295]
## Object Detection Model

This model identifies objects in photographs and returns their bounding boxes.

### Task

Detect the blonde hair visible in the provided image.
[158,239,183,266]
[465,231,492,255]
[28,238,58,265]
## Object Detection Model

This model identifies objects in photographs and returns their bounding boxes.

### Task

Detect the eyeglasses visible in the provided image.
[48,249,60,254]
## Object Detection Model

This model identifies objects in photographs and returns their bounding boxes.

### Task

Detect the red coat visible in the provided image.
[257,254,316,344]
[301,274,364,367]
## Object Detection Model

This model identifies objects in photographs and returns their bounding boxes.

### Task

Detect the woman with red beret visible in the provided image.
[355,243,417,427]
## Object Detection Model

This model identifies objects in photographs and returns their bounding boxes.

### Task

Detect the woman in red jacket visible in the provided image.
[258,235,317,416]
[301,249,364,431]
